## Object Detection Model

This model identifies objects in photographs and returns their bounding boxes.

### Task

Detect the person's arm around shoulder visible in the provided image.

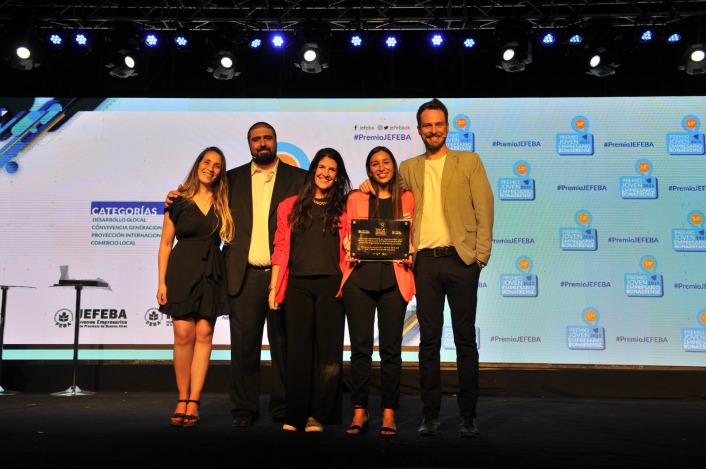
[164,184,183,208]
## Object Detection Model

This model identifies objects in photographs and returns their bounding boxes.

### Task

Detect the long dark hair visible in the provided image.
[365,146,403,219]
[289,148,351,234]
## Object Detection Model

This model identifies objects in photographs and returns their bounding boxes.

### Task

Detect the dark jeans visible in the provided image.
[414,253,480,418]
[343,282,407,410]
[284,274,345,430]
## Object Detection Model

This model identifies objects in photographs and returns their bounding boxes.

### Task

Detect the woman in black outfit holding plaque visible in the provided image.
[338,146,415,437]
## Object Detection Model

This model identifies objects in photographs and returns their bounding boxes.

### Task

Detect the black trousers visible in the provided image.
[343,282,407,410]
[414,253,481,418]
[228,266,287,420]
[284,274,344,430]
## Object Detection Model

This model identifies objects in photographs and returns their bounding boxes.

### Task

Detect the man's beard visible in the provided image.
[252,148,277,165]
[423,134,446,153]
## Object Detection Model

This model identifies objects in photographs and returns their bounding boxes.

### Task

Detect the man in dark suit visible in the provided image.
[166,122,306,426]
[226,122,307,426]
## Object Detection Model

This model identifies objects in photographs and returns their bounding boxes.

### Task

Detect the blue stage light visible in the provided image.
[541,32,555,46]
[463,37,476,48]
[49,34,62,46]
[351,35,362,47]
[385,36,397,48]
[250,38,262,48]
[430,34,443,47]
[272,34,285,48]
[144,33,158,48]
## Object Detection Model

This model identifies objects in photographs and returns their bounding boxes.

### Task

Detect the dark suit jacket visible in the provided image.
[225,159,307,296]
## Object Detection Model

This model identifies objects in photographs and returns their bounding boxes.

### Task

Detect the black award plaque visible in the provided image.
[349,219,410,261]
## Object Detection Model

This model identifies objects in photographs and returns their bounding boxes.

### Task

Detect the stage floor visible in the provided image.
[0,391,702,468]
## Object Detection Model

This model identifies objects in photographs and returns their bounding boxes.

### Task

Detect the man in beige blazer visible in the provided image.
[400,99,494,438]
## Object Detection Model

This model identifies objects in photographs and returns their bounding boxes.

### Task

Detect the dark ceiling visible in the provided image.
[1,1,706,98]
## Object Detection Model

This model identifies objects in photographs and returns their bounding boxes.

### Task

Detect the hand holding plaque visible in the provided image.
[349,219,410,261]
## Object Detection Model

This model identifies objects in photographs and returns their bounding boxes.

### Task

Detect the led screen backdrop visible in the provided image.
[1,96,705,365]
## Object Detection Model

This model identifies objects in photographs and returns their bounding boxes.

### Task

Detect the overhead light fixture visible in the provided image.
[540,31,557,46]
[106,48,138,78]
[679,43,706,75]
[585,47,619,77]
[495,21,532,72]
[5,40,40,71]
[295,43,328,73]
[207,50,240,80]
[430,33,444,48]
[271,33,286,48]
[350,33,364,48]
[497,41,532,72]
[385,35,398,48]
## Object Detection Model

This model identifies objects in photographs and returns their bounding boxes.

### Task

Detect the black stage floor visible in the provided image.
[0,391,703,469]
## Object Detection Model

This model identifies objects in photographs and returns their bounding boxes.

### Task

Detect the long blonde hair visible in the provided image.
[179,147,235,243]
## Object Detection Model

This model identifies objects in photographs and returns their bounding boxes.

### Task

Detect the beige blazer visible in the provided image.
[398,150,494,266]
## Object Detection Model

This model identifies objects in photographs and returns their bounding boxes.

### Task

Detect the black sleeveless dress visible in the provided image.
[159,197,229,318]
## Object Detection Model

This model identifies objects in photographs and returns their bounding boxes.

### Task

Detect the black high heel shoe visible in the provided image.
[346,408,369,435]
[170,399,188,426]
[182,400,200,428]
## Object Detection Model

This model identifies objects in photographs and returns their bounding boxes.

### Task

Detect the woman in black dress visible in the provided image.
[157,147,234,427]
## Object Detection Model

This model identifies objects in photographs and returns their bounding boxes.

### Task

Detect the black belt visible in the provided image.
[417,246,457,258]
[248,264,272,271]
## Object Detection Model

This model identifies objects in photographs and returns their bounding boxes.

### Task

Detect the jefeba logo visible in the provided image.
[560,209,597,251]
[446,113,474,152]
[620,158,658,199]
[500,256,538,297]
[144,308,165,327]
[667,115,705,155]
[277,142,309,168]
[672,210,706,252]
[681,309,706,352]
[498,160,535,201]
[54,308,73,328]
[566,307,606,350]
[624,255,663,297]
[556,115,594,156]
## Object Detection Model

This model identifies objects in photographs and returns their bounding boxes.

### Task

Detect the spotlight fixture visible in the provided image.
[271,34,285,48]
[385,35,398,48]
[47,31,64,49]
[430,33,444,47]
[5,40,40,70]
[295,43,328,74]
[462,36,477,49]
[495,21,532,72]
[585,47,619,77]
[207,50,240,80]
[350,33,363,48]
[173,29,190,48]
[497,41,532,72]
[143,32,159,48]
[540,31,556,46]
[679,43,706,75]
[106,48,138,78]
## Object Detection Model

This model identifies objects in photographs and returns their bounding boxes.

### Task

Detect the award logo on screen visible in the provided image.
[560,209,597,251]
[566,307,606,350]
[666,115,705,155]
[624,255,663,297]
[620,159,658,199]
[144,308,166,327]
[501,256,538,297]
[53,308,73,328]
[277,142,310,168]
[443,326,480,350]
[556,115,594,156]
[498,160,535,201]
[446,113,474,152]
[682,309,706,352]
[672,210,706,252]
